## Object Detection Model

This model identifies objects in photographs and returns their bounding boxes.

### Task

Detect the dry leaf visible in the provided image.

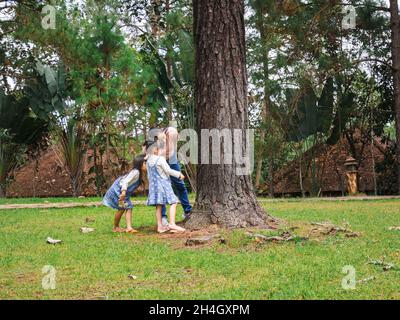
[368,260,397,271]
[47,237,62,244]
[80,227,95,233]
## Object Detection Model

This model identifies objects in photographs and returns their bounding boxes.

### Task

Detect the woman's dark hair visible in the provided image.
[133,154,146,186]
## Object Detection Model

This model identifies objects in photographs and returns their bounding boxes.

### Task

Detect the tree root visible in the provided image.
[310,221,361,238]
[246,230,308,243]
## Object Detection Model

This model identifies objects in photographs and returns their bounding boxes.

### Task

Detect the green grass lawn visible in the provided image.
[0,196,103,205]
[0,200,399,299]
[0,195,188,205]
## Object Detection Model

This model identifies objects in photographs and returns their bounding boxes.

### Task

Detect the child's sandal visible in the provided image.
[157,226,170,234]
[125,229,139,234]
[168,225,186,233]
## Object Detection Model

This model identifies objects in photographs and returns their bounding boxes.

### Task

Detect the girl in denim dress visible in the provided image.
[146,139,186,233]
[103,154,146,233]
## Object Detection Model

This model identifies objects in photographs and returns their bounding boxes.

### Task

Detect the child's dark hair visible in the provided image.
[143,136,164,155]
[133,154,146,186]
[142,137,158,150]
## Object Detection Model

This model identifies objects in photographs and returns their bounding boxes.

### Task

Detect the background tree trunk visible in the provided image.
[0,183,5,198]
[254,14,267,190]
[185,0,273,229]
[254,155,263,189]
[254,42,270,191]
[389,0,400,194]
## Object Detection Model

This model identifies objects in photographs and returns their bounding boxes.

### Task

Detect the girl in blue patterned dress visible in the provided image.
[103,154,146,234]
[146,139,186,233]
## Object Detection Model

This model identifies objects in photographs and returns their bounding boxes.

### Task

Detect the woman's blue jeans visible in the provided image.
[162,162,192,218]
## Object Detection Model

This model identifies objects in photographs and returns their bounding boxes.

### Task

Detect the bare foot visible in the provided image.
[113,227,125,233]
[168,224,186,233]
[157,226,170,234]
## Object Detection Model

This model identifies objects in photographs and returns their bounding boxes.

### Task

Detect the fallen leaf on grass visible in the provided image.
[368,260,398,271]
[85,217,95,223]
[46,237,62,244]
[388,226,400,231]
[80,227,95,234]
[128,274,137,280]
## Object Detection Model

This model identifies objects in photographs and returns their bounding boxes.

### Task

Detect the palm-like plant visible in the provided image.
[274,77,355,197]
[55,118,87,197]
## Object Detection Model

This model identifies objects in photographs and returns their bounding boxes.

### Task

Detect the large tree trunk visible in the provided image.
[185,0,273,229]
[389,0,400,194]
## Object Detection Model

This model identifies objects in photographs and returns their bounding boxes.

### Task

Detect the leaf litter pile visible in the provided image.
[245,220,361,245]
[308,221,361,238]
[368,259,398,272]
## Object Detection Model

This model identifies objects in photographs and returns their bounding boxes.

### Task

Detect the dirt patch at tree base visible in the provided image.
[126,218,360,252]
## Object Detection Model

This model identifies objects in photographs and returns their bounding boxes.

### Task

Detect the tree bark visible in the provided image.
[150,0,162,36]
[389,0,400,194]
[299,152,305,198]
[185,0,273,229]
